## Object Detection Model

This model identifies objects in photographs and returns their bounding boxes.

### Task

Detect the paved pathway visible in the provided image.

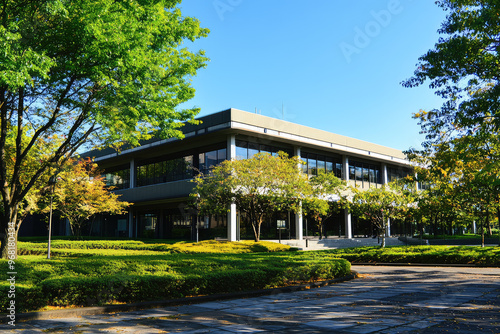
[3,266,499,333]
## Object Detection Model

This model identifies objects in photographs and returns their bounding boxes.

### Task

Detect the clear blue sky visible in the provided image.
[179,0,448,151]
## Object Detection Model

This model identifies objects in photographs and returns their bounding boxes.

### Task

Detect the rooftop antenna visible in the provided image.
[255,107,257,114]
[282,102,284,119]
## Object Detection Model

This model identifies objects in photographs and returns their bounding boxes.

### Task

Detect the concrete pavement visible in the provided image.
[2,265,499,333]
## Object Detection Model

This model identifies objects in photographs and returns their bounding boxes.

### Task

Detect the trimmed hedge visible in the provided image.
[0,251,350,313]
[318,245,500,266]
[17,240,292,256]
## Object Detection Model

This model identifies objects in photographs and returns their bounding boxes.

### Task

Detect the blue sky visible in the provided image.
[179,0,448,151]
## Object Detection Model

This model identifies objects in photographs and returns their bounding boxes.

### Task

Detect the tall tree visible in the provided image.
[403,0,500,142]
[351,183,410,248]
[192,152,310,242]
[303,171,348,239]
[0,0,209,258]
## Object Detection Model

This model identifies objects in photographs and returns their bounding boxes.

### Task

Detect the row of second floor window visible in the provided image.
[103,142,412,189]
[137,156,194,187]
[104,147,228,189]
[301,153,343,178]
[235,140,293,160]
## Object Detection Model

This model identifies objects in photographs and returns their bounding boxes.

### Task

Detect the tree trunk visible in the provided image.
[380,216,386,248]
[482,209,488,248]
[1,207,19,259]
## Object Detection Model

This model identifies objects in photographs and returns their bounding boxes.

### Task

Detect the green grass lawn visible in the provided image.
[1,240,350,313]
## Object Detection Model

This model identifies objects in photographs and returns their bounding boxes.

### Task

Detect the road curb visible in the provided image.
[3,272,359,323]
[352,262,500,268]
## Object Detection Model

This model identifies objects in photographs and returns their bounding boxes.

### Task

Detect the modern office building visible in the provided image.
[83,108,412,241]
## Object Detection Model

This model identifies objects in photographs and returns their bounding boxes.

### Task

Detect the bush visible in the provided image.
[0,249,350,313]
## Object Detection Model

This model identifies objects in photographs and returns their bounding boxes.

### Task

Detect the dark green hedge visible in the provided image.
[0,253,350,313]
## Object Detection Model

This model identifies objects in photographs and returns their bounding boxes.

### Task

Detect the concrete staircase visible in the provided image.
[269,237,405,250]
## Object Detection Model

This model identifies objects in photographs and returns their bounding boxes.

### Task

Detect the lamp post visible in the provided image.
[47,175,57,259]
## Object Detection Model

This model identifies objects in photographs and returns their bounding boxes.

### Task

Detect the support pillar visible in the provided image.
[386,218,391,237]
[382,163,388,185]
[227,134,237,241]
[227,203,237,241]
[342,155,353,239]
[344,208,352,239]
[129,159,135,189]
[294,146,303,240]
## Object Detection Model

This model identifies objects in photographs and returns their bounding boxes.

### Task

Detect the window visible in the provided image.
[199,148,226,174]
[103,168,130,189]
[349,160,382,187]
[302,152,342,178]
[137,155,193,186]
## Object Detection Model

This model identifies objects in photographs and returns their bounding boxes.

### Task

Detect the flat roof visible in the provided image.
[87,108,409,166]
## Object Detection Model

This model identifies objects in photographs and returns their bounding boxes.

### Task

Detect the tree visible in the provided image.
[351,183,409,248]
[48,158,130,238]
[0,0,209,258]
[192,152,310,242]
[406,126,500,246]
[402,1,500,142]
[303,171,348,239]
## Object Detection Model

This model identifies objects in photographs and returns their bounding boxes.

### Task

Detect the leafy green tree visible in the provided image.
[192,152,310,242]
[351,183,410,248]
[403,0,500,141]
[0,0,208,258]
[407,126,500,245]
[303,171,348,239]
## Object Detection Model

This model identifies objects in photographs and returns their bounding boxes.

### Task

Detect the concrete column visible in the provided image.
[227,203,237,241]
[129,159,135,189]
[344,208,352,239]
[294,146,303,240]
[227,134,237,241]
[382,163,390,237]
[342,155,352,239]
[382,163,388,185]
[227,134,236,161]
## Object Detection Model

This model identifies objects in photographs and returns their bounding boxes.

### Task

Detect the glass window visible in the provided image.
[363,166,369,182]
[236,141,248,160]
[308,155,317,175]
[368,166,376,184]
[206,150,217,169]
[317,156,325,174]
[355,164,363,181]
[248,142,259,158]
[326,157,333,173]
[336,163,343,179]
[217,148,227,164]
[349,164,356,180]
[301,157,308,173]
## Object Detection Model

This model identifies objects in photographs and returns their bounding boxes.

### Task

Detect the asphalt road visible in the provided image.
[3,265,500,333]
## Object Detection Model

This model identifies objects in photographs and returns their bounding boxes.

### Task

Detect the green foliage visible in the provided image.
[319,245,500,266]
[0,0,208,258]
[16,239,292,256]
[403,0,500,137]
[303,171,348,238]
[192,152,310,241]
[351,182,415,247]
[0,246,350,312]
